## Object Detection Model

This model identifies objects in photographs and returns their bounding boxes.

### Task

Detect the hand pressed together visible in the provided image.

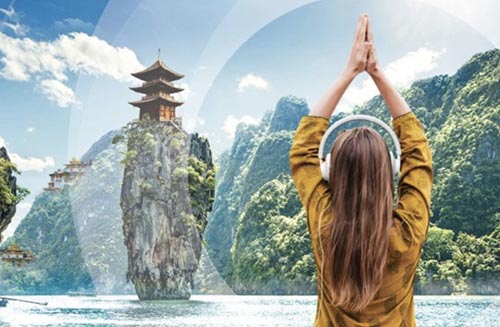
[344,13,382,77]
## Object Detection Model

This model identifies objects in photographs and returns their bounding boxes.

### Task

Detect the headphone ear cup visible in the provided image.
[321,153,331,182]
[389,152,399,177]
[394,155,400,177]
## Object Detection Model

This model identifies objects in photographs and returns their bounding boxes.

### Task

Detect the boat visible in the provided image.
[67,290,97,297]
[0,296,47,307]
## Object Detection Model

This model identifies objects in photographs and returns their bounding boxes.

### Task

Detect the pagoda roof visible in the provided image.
[65,158,83,166]
[131,59,184,82]
[130,79,184,94]
[49,169,65,177]
[129,94,184,108]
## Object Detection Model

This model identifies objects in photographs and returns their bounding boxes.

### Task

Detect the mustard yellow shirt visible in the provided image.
[289,111,433,327]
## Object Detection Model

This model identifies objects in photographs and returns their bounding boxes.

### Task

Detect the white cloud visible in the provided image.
[385,48,446,87]
[175,82,193,102]
[1,21,29,36]
[10,153,55,172]
[237,73,269,92]
[223,114,260,138]
[342,77,378,111]
[339,47,446,113]
[0,135,53,171]
[53,18,93,33]
[26,127,35,133]
[37,79,79,108]
[0,5,29,36]
[0,30,144,107]
[0,6,16,18]
[183,116,205,132]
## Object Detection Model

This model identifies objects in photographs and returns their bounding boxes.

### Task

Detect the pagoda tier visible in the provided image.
[129,92,183,106]
[132,103,182,122]
[130,79,184,94]
[131,59,184,82]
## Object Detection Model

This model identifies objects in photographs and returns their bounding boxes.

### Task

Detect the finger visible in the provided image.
[354,14,364,42]
[357,15,368,43]
[369,46,377,62]
[363,41,373,50]
[366,15,374,42]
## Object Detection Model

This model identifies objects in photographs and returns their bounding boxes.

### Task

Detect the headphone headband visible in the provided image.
[318,113,401,165]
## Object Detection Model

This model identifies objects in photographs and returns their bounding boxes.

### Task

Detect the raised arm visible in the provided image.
[366,16,433,244]
[365,15,410,119]
[311,13,371,118]
[390,112,433,244]
[290,13,372,243]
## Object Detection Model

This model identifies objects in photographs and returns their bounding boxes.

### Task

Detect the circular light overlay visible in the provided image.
[67,0,496,319]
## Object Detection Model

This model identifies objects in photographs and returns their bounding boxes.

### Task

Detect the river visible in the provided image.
[0,295,499,326]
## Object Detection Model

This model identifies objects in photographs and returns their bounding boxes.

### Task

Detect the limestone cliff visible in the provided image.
[0,147,17,241]
[120,119,215,300]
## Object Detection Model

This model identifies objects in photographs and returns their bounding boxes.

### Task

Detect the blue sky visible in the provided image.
[0,0,499,237]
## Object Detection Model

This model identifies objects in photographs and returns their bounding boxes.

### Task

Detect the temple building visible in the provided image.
[129,50,184,128]
[44,158,91,192]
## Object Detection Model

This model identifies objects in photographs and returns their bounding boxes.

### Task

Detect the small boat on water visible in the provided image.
[0,297,47,308]
[67,290,97,297]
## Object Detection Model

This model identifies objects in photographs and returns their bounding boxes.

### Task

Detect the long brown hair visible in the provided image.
[319,126,394,313]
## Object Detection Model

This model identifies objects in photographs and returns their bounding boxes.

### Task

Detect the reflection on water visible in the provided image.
[0,295,499,326]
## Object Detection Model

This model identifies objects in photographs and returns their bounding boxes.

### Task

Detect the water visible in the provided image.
[0,295,499,326]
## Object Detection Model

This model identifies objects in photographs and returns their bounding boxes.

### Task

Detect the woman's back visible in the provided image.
[289,111,433,326]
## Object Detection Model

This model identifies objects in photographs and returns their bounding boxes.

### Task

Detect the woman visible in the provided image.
[289,13,433,326]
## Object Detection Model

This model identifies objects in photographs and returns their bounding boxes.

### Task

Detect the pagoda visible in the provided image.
[44,158,91,191]
[129,50,184,127]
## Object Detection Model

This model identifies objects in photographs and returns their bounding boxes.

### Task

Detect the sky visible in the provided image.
[0,0,499,238]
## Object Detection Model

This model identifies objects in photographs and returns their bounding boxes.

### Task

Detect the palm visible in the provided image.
[365,15,379,75]
[345,14,371,74]
[345,14,380,76]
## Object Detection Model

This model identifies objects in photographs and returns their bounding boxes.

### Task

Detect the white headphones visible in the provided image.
[318,114,401,183]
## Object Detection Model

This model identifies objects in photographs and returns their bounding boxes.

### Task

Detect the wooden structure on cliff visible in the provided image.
[44,158,91,192]
[129,50,184,128]
[0,243,35,266]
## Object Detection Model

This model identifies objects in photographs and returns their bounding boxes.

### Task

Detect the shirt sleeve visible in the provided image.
[391,111,434,244]
[289,115,332,243]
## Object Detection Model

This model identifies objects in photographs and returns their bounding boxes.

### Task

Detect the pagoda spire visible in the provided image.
[129,51,184,126]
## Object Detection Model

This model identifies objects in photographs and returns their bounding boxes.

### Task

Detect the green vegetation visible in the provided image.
[0,157,29,213]
[416,225,500,294]
[231,174,316,294]
[188,156,216,233]
[0,158,18,213]
[206,49,500,295]
[0,189,94,294]
[1,149,30,243]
